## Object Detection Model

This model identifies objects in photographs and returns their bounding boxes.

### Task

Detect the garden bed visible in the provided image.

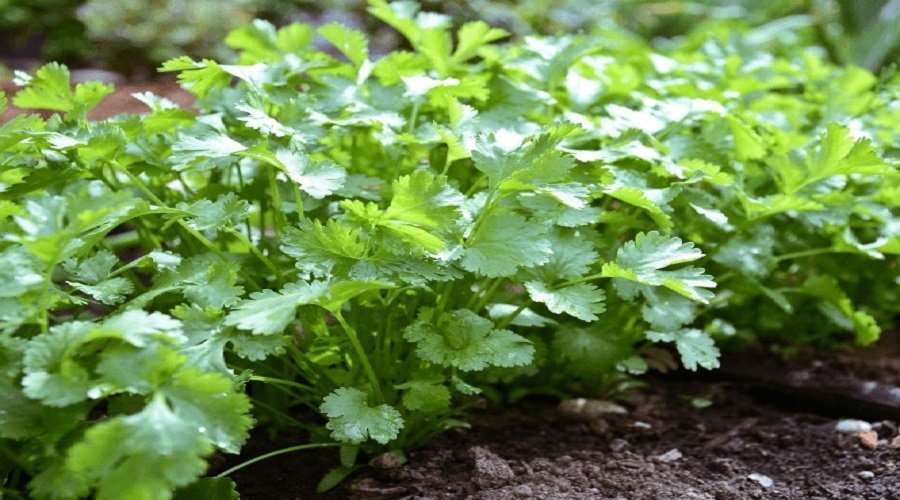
[222,338,900,499]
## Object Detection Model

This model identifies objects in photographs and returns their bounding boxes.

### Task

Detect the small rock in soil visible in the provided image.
[654,448,683,462]
[855,430,879,450]
[889,435,900,449]
[747,473,774,488]
[859,470,875,480]
[608,438,629,452]
[558,398,627,420]
[470,446,515,488]
[835,419,872,433]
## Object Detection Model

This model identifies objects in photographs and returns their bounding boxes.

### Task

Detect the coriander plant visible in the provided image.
[1,1,897,498]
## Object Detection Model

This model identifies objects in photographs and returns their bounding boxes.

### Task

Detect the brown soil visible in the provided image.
[223,333,900,500]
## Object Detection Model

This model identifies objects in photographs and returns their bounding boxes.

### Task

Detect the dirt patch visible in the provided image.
[223,336,900,499]
[1,74,194,123]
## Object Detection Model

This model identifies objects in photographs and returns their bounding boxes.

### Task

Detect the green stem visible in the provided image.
[473,278,504,312]
[774,247,837,263]
[267,166,285,238]
[553,271,605,290]
[224,227,282,282]
[465,277,493,310]
[335,312,385,404]
[249,375,314,392]
[433,281,455,320]
[109,159,262,291]
[407,101,421,134]
[215,443,342,478]
[495,300,532,330]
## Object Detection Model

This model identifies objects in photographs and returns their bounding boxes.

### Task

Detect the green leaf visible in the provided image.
[452,21,509,64]
[380,170,464,251]
[224,281,329,335]
[159,57,232,98]
[646,329,720,371]
[777,123,888,193]
[603,185,674,232]
[802,275,881,346]
[396,379,452,413]
[318,23,369,67]
[152,255,245,309]
[725,116,767,161]
[403,309,534,371]
[281,219,369,279]
[171,133,247,171]
[525,282,606,322]
[276,149,347,199]
[176,193,251,231]
[174,477,240,500]
[12,63,114,120]
[461,210,552,278]
[320,387,404,445]
[602,231,715,303]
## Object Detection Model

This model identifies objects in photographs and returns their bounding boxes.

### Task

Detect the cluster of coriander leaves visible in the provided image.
[1,0,898,497]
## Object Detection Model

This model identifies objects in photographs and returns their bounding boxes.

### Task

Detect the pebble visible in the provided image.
[747,473,774,488]
[513,484,533,496]
[654,449,683,463]
[855,431,878,450]
[558,398,628,420]
[609,438,629,453]
[858,471,875,480]
[890,436,900,449]
[835,419,872,433]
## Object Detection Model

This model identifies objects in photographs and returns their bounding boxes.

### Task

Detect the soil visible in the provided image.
[4,76,899,500]
[220,332,900,500]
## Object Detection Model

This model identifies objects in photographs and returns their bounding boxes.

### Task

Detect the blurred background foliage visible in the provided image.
[0,0,897,76]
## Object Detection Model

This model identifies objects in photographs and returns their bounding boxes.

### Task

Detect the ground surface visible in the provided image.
[223,335,900,500]
[4,77,898,500]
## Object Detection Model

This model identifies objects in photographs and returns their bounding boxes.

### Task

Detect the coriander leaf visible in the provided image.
[640,287,698,332]
[275,149,347,199]
[171,133,247,171]
[176,193,251,231]
[380,170,464,251]
[314,280,395,314]
[461,210,552,278]
[603,185,674,232]
[12,63,114,120]
[802,275,881,346]
[451,21,509,64]
[224,281,329,335]
[159,57,232,98]
[281,219,368,278]
[395,379,451,413]
[552,325,635,379]
[725,116,767,161]
[63,249,118,283]
[403,309,534,371]
[152,254,244,309]
[21,322,95,406]
[318,23,369,67]
[777,123,887,194]
[320,387,403,445]
[525,282,606,322]
[68,278,133,305]
[602,231,715,303]
[646,329,720,371]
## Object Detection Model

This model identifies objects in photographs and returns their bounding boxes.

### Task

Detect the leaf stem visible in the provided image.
[215,442,342,478]
[334,312,385,404]
[495,300,532,330]
[473,278,505,312]
[774,247,837,263]
[224,227,282,281]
